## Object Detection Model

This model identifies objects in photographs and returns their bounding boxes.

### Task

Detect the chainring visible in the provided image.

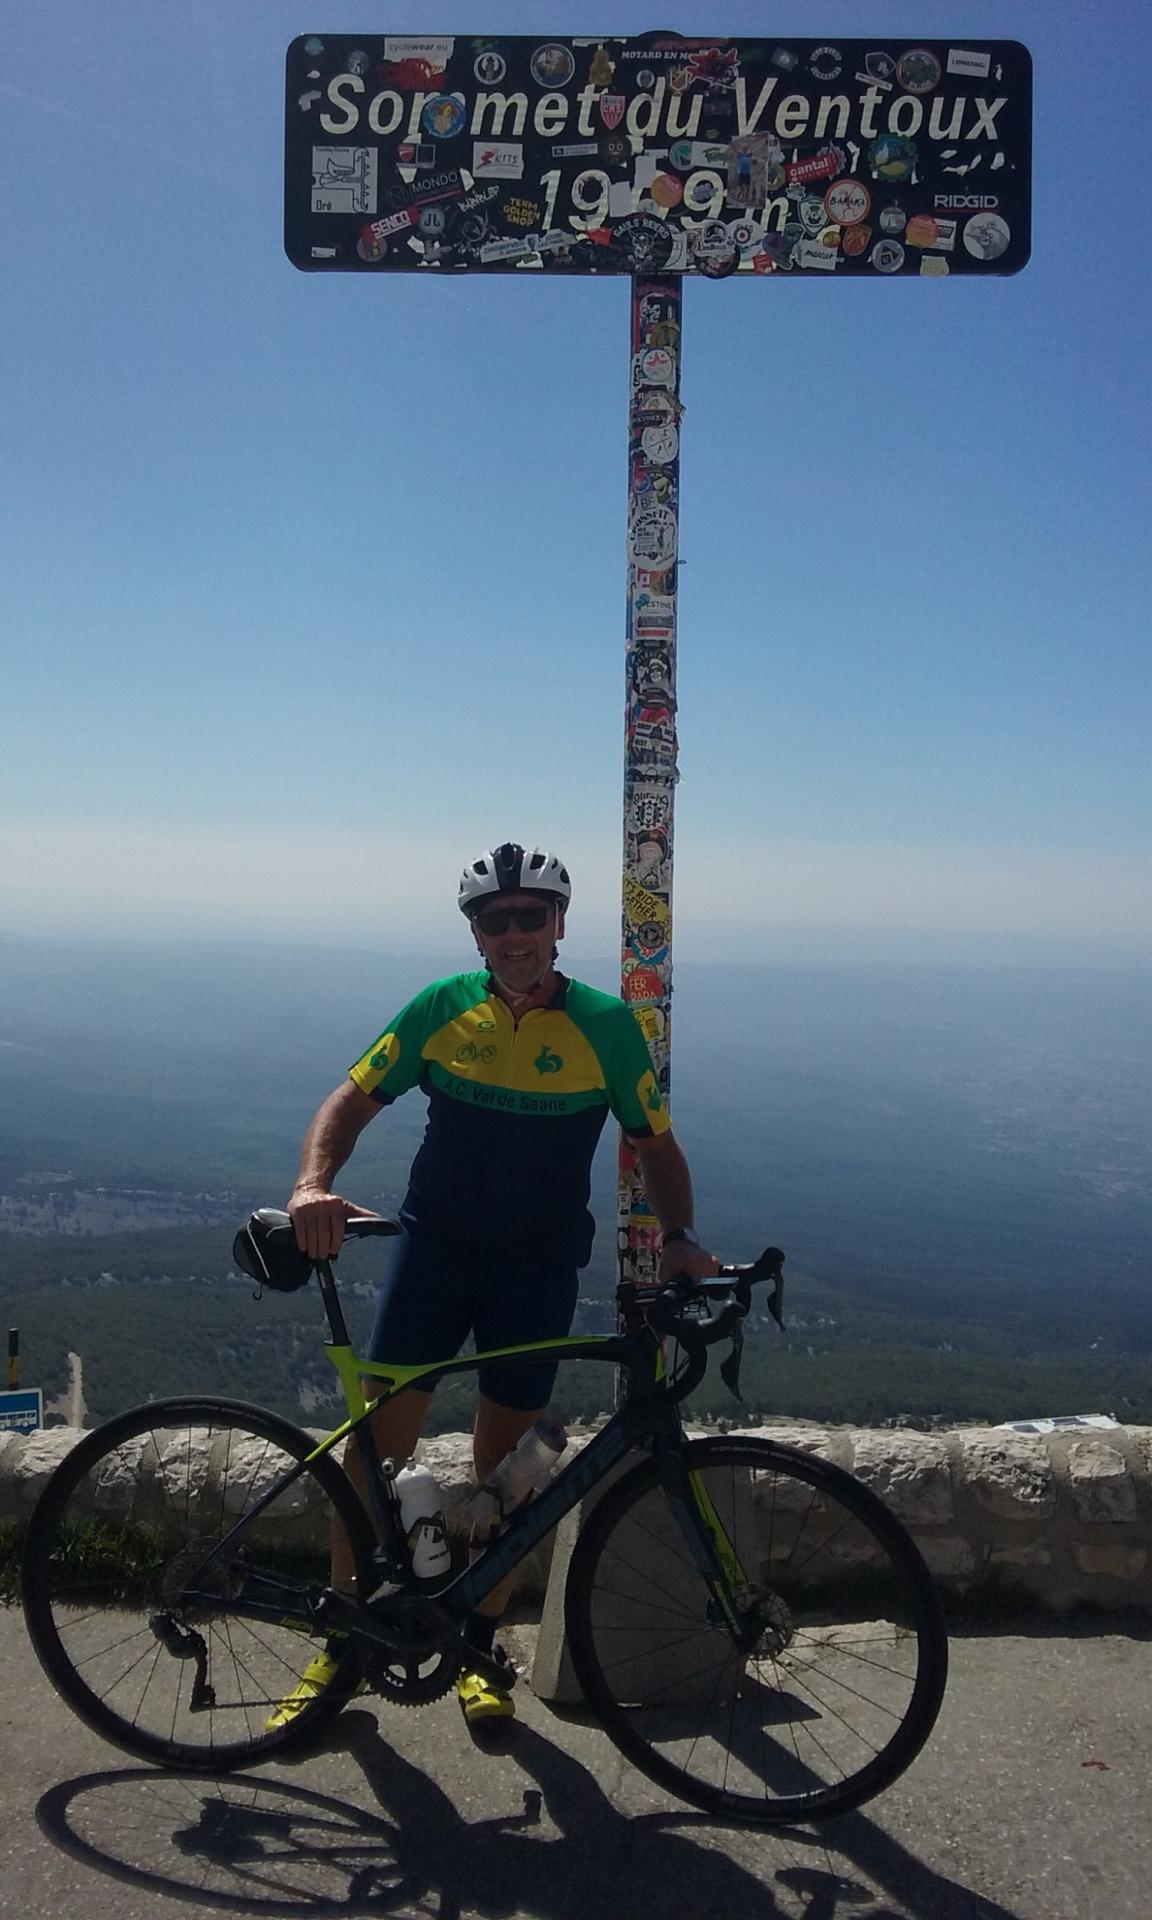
[358,1593,461,1705]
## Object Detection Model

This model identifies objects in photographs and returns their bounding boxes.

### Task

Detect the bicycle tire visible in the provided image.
[564,1436,948,1824]
[23,1396,376,1771]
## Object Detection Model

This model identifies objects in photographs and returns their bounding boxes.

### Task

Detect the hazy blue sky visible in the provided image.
[2,1,1149,966]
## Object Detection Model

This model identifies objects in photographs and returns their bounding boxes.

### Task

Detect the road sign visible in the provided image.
[0,1389,42,1435]
[285,32,1031,278]
[283,28,1032,1298]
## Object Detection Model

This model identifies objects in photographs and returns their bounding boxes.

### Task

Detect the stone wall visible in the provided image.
[755,1423,1152,1610]
[5,1422,1151,1611]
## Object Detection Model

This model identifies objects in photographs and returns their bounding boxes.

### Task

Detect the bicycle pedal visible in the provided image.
[465,1646,518,1692]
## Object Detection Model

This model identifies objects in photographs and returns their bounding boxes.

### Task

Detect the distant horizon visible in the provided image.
[3,4,1151,991]
[2,917,1150,977]
[3,821,1150,971]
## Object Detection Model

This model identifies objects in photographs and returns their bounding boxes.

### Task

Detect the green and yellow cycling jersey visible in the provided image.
[349,971,669,1264]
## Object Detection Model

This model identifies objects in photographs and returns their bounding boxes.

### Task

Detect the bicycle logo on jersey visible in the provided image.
[455,1042,497,1065]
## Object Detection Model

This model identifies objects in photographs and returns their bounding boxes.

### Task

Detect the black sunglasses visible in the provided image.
[473,904,552,935]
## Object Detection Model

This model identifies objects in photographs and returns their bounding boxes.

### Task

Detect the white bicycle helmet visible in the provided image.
[459,842,572,916]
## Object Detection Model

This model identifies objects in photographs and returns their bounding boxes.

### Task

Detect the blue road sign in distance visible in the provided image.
[0,1389,42,1435]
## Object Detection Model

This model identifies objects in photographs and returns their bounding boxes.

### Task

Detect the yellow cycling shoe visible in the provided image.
[265,1649,348,1732]
[456,1663,516,1725]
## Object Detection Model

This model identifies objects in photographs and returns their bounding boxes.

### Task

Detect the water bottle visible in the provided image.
[394,1458,452,1579]
[468,1419,568,1534]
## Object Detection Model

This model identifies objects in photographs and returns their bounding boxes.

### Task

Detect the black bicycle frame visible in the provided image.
[183,1266,744,1646]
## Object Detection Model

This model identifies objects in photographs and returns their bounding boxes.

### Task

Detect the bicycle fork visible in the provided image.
[657,1455,778,1656]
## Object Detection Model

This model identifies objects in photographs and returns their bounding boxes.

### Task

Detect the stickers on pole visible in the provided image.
[620,273,681,1290]
[286,33,1032,275]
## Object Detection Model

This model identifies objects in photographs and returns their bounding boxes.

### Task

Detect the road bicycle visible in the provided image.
[22,1213,947,1826]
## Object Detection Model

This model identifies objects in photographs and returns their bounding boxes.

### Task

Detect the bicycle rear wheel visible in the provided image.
[23,1397,375,1771]
[565,1436,948,1824]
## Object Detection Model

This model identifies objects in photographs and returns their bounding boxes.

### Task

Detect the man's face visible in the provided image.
[470,892,562,995]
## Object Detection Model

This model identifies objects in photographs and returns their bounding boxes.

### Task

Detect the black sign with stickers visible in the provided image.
[285,32,1031,278]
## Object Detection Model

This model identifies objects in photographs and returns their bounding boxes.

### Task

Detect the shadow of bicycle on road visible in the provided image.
[36,1706,1028,1920]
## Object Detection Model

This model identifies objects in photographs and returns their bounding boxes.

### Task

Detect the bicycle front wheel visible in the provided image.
[565,1436,948,1825]
[23,1397,375,1771]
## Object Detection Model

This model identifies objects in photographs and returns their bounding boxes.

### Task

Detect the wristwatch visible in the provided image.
[660,1225,700,1251]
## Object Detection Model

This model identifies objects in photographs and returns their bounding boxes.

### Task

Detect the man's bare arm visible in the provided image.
[288,1080,382,1258]
[632,1128,718,1282]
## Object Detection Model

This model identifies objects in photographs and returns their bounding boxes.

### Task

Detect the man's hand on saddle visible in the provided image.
[288,1187,379,1260]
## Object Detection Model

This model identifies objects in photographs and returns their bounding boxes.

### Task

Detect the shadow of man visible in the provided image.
[340,1705,1028,1920]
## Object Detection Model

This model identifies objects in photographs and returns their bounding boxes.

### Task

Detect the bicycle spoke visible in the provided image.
[568,1438,946,1824]
[26,1400,373,1768]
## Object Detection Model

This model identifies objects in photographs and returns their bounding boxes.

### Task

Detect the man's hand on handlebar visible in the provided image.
[288,1187,379,1261]
[657,1236,719,1286]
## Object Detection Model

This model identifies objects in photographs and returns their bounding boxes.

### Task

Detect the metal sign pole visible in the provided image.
[618,274,683,1308]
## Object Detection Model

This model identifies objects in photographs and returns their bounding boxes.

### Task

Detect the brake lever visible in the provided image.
[691,1290,742,1399]
[716,1256,785,1399]
[719,1328,745,1402]
[767,1270,786,1330]
[714,1247,786,1330]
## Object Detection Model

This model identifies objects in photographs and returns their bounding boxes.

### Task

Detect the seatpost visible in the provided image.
[312,1253,406,1570]
[315,1260,351,1344]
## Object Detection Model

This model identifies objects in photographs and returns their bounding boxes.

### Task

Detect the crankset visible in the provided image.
[355,1592,461,1705]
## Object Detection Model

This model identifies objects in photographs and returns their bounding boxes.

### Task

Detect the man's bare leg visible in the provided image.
[267,1388,436,1729]
[468,1394,546,1622]
[333,1390,543,1668]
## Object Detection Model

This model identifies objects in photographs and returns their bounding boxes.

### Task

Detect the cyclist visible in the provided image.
[275,841,716,1729]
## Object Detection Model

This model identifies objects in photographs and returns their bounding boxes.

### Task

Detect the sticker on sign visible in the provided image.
[472,141,523,180]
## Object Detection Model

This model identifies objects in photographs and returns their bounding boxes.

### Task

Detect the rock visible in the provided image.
[1074,1544,1147,1579]
[1067,1442,1137,1523]
[919,1537,978,1578]
[959,1433,1056,1519]
[850,1432,954,1525]
[988,1544,1052,1569]
[11,1427,83,1503]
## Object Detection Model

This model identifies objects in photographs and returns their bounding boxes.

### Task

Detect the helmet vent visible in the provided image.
[459,843,571,914]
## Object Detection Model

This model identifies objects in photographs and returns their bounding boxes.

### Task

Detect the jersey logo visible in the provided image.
[639,1068,665,1115]
[455,1041,497,1065]
[534,1045,564,1075]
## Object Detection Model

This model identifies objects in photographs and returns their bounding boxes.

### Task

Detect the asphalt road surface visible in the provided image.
[1,1610,1148,1920]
